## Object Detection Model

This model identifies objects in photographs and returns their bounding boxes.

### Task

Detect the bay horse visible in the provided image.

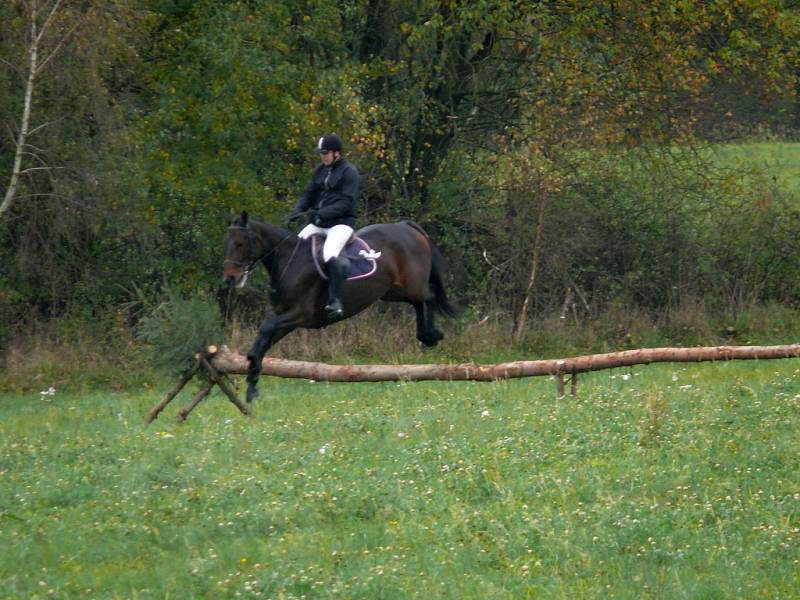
[222,211,459,402]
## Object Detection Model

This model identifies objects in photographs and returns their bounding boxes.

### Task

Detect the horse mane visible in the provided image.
[230,211,296,239]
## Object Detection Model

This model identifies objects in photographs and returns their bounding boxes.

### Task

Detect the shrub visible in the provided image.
[136,287,223,377]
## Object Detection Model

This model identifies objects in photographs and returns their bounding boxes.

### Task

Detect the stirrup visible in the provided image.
[325,300,344,318]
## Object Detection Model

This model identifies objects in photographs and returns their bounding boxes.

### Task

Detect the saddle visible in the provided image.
[311,235,381,281]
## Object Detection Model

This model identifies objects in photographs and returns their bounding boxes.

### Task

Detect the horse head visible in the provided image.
[223,211,261,288]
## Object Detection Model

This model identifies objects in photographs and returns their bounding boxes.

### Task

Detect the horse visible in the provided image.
[222,211,459,402]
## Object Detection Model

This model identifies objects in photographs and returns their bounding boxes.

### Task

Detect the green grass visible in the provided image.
[2,360,799,599]
[710,141,800,196]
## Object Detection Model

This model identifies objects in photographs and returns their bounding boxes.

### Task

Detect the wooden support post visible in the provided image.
[556,372,565,398]
[146,369,196,424]
[145,346,250,423]
[177,380,215,422]
[198,354,250,416]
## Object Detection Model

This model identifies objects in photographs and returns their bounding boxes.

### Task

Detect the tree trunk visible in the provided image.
[208,345,800,382]
[0,2,39,219]
[514,189,548,342]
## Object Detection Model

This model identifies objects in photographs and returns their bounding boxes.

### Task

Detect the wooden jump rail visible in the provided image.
[146,343,800,423]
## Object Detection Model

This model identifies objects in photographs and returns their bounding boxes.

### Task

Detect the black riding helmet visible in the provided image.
[316,133,343,154]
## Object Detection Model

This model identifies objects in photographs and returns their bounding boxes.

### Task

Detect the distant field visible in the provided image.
[2,360,799,598]
[711,141,800,195]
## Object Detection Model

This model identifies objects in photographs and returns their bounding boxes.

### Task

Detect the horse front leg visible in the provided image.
[246,316,295,402]
[414,302,444,347]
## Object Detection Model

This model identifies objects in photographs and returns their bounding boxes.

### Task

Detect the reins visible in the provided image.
[224,222,299,323]
[277,237,302,283]
[224,222,301,291]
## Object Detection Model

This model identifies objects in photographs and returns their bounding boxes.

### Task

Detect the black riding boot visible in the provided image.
[324,256,350,320]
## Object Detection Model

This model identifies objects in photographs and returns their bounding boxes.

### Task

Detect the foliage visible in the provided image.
[439,141,800,318]
[136,0,367,289]
[1,0,800,331]
[2,361,800,597]
[0,0,154,317]
[136,286,223,377]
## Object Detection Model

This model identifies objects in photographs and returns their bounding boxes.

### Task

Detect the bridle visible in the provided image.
[223,222,301,322]
[224,223,300,284]
[223,224,261,276]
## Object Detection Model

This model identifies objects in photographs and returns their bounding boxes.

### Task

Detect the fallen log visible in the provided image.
[209,344,800,382]
[148,344,800,423]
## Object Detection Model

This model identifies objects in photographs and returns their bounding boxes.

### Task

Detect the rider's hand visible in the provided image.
[285,209,303,225]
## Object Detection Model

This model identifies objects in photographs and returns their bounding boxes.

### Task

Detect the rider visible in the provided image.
[286,133,359,319]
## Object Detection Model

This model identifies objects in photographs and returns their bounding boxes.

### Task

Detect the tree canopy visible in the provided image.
[1,0,799,332]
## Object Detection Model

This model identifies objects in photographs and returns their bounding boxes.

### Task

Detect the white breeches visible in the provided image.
[298,223,354,262]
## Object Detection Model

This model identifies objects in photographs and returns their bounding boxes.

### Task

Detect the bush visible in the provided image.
[425,143,800,318]
[136,287,223,377]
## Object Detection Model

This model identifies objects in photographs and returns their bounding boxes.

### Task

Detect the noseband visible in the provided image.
[224,225,261,273]
[224,223,298,280]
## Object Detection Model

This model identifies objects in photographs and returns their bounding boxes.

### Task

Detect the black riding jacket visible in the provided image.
[294,158,359,228]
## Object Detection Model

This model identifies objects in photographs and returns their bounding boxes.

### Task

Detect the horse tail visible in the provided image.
[429,242,461,318]
[401,220,461,318]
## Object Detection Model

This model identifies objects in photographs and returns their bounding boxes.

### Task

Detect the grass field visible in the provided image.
[711,142,800,196]
[2,360,799,599]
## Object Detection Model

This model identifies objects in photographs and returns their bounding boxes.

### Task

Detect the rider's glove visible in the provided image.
[285,209,304,225]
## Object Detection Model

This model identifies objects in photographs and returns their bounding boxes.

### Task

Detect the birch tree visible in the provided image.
[0,0,85,220]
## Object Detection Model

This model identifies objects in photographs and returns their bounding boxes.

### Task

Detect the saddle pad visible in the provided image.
[312,235,380,281]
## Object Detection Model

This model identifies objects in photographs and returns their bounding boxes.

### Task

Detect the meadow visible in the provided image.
[2,359,799,599]
[711,141,800,196]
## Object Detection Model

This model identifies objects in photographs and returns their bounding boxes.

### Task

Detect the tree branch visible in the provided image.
[36,0,64,45]
[15,192,64,201]
[22,143,50,154]
[27,121,56,137]
[37,17,85,74]
[0,57,24,79]
[20,166,65,174]
[20,152,49,168]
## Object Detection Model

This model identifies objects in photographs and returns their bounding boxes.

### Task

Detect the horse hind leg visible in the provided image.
[414,301,444,347]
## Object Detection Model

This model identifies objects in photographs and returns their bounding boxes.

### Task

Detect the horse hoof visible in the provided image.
[246,385,260,403]
[418,331,443,347]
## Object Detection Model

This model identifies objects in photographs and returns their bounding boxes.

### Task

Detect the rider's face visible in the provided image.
[319,150,337,166]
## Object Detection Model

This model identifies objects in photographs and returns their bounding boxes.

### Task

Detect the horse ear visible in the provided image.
[240,211,249,226]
